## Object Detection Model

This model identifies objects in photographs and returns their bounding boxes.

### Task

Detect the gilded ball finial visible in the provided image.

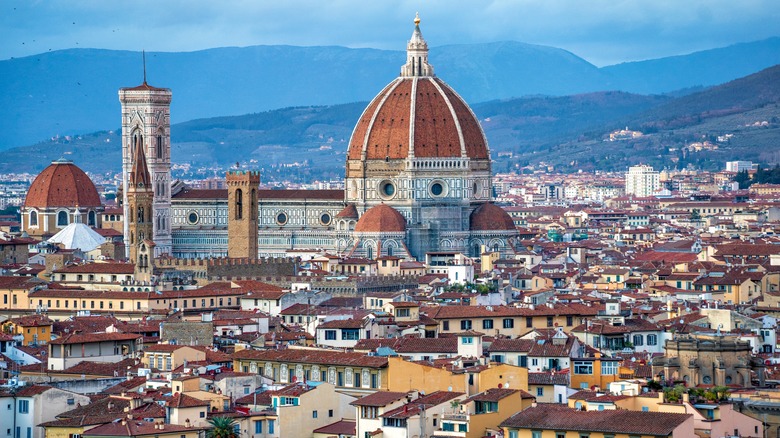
[414,12,421,26]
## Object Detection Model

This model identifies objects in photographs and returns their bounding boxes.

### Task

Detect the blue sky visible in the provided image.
[3,0,779,66]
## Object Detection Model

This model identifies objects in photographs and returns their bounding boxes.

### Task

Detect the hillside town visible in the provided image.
[3,15,780,438]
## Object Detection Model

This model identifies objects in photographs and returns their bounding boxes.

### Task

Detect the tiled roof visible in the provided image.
[24,160,101,208]
[463,388,523,403]
[312,419,356,435]
[317,318,364,329]
[57,358,141,377]
[381,391,464,419]
[528,372,569,386]
[50,332,141,345]
[470,203,517,231]
[351,391,408,407]
[0,275,44,289]
[53,262,135,274]
[82,420,203,437]
[499,404,691,436]
[233,348,388,368]
[167,392,210,408]
[355,204,406,233]
[9,314,53,327]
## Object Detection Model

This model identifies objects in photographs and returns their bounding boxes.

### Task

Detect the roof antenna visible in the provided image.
[142,49,147,84]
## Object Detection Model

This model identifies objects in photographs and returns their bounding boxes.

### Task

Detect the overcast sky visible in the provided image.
[3,0,779,66]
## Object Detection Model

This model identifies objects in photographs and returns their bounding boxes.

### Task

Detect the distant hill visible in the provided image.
[2,37,780,150]
[601,37,780,94]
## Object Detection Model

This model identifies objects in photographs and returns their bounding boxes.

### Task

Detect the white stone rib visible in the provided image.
[429,78,467,158]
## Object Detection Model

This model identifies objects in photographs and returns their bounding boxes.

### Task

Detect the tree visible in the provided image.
[207,416,238,438]
[690,209,701,221]
[663,384,686,403]
[734,169,751,189]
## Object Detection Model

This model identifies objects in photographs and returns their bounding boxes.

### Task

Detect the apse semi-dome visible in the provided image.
[24,159,101,209]
[354,204,407,233]
[469,203,516,231]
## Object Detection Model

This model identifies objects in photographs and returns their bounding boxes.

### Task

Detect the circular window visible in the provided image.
[276,212,288,225]
[187,211,199,225]
[702,375,711,384]
[379,181,396,198]
[430,181,446,197]
[473,182,479,196]
[320,213,331,226]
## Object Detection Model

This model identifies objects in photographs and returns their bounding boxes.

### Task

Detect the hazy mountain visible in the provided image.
[601,37,780,94]
[2,37,780,150]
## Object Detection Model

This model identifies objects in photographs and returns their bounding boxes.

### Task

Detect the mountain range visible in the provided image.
[3,64,778,178]
[2,37,780,150]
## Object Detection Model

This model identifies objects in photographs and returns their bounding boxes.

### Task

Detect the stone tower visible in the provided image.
[119,68,173,257]
[127,136,154,265]
[226,171,260,259]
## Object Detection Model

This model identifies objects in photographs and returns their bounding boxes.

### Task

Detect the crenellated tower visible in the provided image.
[119,61,173,257]
[226,171,260,259]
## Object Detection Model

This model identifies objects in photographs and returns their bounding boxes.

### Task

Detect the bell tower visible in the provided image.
[226,171,260,259]
[127,136,154,265]
[119,56,173,257]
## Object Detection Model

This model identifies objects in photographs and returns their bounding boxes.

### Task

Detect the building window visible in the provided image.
[312,410,318,418]
[601,361,618,375]
[57,211,68,227]
[460,320,472,330]
[254,421,262,434]
[443,321,449,331]
[536,387,544,396]
[88,211,96,226]
[395,308,410,318]
[532,431,542,438]
[526,317,533,328]
[566,316,573,326]
[461,337,474,345]
[18,400,29,413]
[342,329,360,340]
[235,189,243,220]
[647,334,657,346]
[29,211,37,227]
[503,318,514,329]
[573,361,593,375]
[320,213,331,226]
[633,334,643,346]
[547,316,554,327]
[483,319,494,330]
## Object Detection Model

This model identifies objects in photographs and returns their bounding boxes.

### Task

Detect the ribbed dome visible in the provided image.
[470,203,516,231]
[24,159,101,209]
[355,204,406,233]
[347,77,488,161]
[347,15,488,163]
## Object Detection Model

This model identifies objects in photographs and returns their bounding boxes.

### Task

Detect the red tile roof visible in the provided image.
[351,391,408,407]
[233,348,388,368]
[499,404,692,436]
[24,159,101,208]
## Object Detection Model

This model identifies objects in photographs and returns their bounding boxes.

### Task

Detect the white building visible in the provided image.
[625,165,660,197]
[725,161,753,172]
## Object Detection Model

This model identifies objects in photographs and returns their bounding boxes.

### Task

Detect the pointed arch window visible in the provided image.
[156,133,163,159]
[57,211,69,227]
[138,207,144,223]
[235,189,243,220]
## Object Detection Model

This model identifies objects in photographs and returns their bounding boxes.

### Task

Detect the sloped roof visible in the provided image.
[48,223,106,252]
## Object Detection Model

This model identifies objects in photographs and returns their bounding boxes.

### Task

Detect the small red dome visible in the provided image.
[470,203,516,231]
[355,204,406,233]
[24,159,101,209]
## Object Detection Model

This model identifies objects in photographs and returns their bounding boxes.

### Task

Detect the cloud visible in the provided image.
[1,0,778,65]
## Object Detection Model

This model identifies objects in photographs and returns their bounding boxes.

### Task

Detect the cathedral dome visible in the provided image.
[24,159,101,209]
[355,204,406,233]
[469,203,516,231]
[347,15,488,162]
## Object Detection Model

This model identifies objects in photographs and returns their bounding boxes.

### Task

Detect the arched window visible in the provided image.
[367,246,374,260]
[29,211,38,227]
[88,211,96,227]
[138,207,144,223]
[235,189,243,220]
[57,211,68,227]
[156,133,163,159]
[387,246,393,257]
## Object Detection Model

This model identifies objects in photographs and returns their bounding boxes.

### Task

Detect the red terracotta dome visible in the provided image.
[24,159,101,209]
[348,76,489,162]
[469,203,516,231]
[355,204,406,233]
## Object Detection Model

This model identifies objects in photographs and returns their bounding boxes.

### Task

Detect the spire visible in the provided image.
[401,13,434,77]
[129,137,151,188]
[142,50,147,85]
